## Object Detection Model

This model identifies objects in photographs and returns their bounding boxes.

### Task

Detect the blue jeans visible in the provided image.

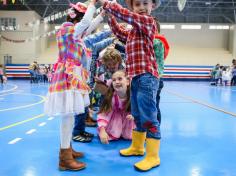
[73,107,88,136]
[131,73,161,139]
[156,79,164,124]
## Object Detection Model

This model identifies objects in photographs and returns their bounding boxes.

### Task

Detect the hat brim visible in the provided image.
[69,3,87,13]
[125,0,160,10]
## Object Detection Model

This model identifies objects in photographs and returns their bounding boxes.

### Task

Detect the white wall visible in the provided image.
[229,25,236,58]
[161,24,233,66]
[0,11,49,64]
[0,15,234,66]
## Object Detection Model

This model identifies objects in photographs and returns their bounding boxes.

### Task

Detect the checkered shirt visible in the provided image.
[104,1,159,79]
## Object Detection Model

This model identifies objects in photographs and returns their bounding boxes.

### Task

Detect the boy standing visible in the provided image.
[98,0,161,171]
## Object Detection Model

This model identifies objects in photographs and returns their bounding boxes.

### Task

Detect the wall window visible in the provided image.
[0,18,17,31]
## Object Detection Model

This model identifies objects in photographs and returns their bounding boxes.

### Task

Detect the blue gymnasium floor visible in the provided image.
[0,80,236,176]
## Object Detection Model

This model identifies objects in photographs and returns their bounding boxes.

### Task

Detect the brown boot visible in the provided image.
[59,148,86,171]
[70,146,84,159]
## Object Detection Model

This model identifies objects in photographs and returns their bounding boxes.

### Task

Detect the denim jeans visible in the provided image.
[131,73,161,139]
[156,79,164,124]
[72,107,88,136]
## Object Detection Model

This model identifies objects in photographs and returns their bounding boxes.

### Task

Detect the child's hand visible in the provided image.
[100,9,106,17]
[126,114,134,121]
[100,128,109,144]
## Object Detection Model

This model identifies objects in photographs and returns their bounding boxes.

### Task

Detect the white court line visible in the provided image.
[26,129,37,134]
[47,117,54,120]
[201,84,236,91]
[38,122,46,127]
[0,84,18,94]
[166,89,236,117]
[0,93,46,112]
[8,138,22,144]
[0,90,24,97]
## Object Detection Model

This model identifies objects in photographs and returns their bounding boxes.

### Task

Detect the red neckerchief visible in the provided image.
[154,34,170,60]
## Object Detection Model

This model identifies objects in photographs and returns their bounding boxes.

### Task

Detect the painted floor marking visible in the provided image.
[0,84,18,94]
[38,122,46,127]
[0,114,45,131]
[166,89,236,117]
[26,129,37,134]
[8,138,22,144]
[0,93,46,112]
[47,117,54,120]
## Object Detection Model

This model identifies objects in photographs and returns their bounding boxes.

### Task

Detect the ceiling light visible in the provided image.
[181,25,201,29]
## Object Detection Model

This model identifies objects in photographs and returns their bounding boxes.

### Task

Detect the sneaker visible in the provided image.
[81,131,94,138]
[73,134,92,143]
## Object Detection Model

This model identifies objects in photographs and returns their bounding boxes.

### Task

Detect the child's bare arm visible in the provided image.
[99,127,109,144]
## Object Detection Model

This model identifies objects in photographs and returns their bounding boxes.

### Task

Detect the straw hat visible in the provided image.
[125,0,161,10]
[69,2,87,13]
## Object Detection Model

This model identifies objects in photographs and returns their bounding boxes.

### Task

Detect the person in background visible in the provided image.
[47,64,53,83]
[230,59,236,86]
[0,64,4,84]
[210,64,220,85]
[97,70,135,144]
[231,65,236,86]
[215,65,223,85]
[222,66,232,86]
[28,61,39,83]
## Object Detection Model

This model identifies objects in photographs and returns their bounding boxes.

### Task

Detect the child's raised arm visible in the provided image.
[107,15,129,43]
[83,9,106,37]
[73,0,97,40]
[98,0,156,37]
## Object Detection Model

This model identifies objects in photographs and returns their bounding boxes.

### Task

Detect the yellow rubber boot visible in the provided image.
[134,138,160,171]
[120,131,146,156]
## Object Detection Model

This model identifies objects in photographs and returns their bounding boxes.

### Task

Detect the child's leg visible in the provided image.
[60,115,74,149]
[72,107,94,143]
[133,73,161,171]
[59,114,86,171]
[120,77,146,156]
[135,74,160,139]
[156,79,164,124]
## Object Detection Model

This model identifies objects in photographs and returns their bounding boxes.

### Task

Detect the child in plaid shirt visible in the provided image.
[98,0,161,171]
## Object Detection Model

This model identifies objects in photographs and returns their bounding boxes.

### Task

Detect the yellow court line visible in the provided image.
[0,113,45,131]
[0,93,46,112]
[165,89,236,118]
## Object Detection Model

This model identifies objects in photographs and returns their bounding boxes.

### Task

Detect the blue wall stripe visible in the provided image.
[164,72,210,75]
[6,70,29,73]
[165,65,213,68]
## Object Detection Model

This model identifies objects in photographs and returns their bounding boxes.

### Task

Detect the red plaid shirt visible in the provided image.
[104,1,159,79]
